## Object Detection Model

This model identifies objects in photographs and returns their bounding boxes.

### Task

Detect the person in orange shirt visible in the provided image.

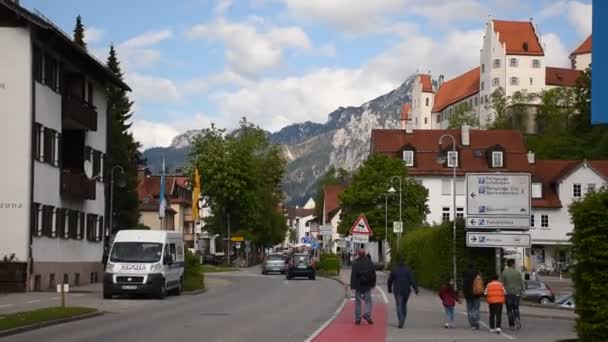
[484,274,506,334]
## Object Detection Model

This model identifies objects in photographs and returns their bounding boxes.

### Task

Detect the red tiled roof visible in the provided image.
[432,67,479,113]
[545,67,583,87]
[493,20,544,56]
[401,103,411,121]
[323,184,345,222]
[370,128,530,177]
[589,160,608,178]
[529,160,581,208]
[420,74,433,93]
[571,35,592,56]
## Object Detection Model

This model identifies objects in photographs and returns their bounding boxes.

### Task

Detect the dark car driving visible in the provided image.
[285,253,316,280]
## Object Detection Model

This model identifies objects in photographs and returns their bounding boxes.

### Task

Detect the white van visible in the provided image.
[103,230,184,299]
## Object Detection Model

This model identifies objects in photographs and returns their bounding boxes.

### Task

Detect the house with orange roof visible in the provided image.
[569,35,591,71]
[409,74,435,129]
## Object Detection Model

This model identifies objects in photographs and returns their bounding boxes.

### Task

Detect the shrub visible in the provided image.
[570,187,608,341]
[318,253,341,275]
[184,249,205,291]
[394,220,495,290]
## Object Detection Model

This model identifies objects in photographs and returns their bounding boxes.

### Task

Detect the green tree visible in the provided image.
[486,87,537,132]
[189,119,288,246]
[485,87,508,129]
[447,102,479,128]
[106,45,142,233]
[536,87,576,135]
[337,154,429,242]
[570,187,608,340]
[571,66,592,134]
[73,15,86,49]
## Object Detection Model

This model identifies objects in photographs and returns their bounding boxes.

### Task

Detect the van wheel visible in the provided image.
[157,281,167,299]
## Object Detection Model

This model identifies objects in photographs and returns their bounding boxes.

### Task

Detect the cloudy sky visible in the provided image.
[24,0,592,149]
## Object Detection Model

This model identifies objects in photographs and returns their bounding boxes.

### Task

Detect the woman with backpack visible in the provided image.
[462,264,484,330]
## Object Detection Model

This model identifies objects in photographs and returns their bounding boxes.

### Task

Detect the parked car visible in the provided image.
[555,293,575,309]
[285,253,316,280]
[523,280,555,304]
[262,254,287,274]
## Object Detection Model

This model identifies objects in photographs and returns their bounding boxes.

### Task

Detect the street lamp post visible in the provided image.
[437,134,458,291]
[379,193,389,268]
[388,176,403,241]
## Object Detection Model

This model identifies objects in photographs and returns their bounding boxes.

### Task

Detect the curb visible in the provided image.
[182,288,207,295]
[0,311,104,338]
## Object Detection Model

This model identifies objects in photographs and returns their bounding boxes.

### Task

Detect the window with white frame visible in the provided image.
[426,98,429,106]
[447,151,458,167]
[530,214,535,228]
[456,207,464,219]
[493,59,501,68]
[474,96,478,107]
[510,58,519,67]
[510,77,519,86]
[541,215,549,228]
[424,117,428,125]
[573,184,582,198]
[532,59,541,68]
[436,114,441,123]
[402,150,414,167]
[530,77,533,86]
[481,64,485,73]
[491,151,503,167]
[481,81,484,91]
[442,207,450,222]
[587,183,596,193]
[532,183,542,198]
[493,78,500,87]
[441,179,451,195]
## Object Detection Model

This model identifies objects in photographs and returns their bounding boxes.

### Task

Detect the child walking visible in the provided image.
[484,274,506,334]
[439,278,460,328]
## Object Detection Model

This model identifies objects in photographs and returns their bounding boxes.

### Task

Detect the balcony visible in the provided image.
[60,170,96,200]
[62,96,97,131]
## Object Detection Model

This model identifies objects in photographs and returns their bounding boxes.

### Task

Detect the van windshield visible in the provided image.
[110,242,163,263]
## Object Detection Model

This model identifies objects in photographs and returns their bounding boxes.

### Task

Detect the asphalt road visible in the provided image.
[1,268,344,342]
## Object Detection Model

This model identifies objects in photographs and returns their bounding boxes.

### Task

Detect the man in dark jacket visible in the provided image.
[351,248,376,325]
[462,264,481,330]
[387,257,419,328]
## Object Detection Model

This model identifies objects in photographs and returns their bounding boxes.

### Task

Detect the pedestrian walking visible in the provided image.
[462,264,483,330]
[485,275,506,334]
[501,259,524,330]
[350,248,376,325]
[387,257,419,328]
[439,278,460,328]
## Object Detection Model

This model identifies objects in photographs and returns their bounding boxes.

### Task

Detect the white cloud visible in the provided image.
[86,27,104,44]
[131,114,221,149]
[187,18,315,76]
[408,0,487,24]
[567,1,592,38]
[542,33,570,68]
[126,73,181,103]
[214,0,233,14]
[112,30,172,70]
[210,28,484,131]
[120,29,172,48]
[181,70,252,95]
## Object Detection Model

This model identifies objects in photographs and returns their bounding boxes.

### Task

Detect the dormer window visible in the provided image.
[491,151,503,168]
[447,151,458,167]
[403,150,414,167]
[532,183,542,198]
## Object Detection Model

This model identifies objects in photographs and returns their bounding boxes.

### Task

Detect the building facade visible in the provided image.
[0,1,130,291]
[569,35,592,71]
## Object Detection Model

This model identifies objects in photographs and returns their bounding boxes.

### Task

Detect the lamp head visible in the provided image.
[388,186,397,194]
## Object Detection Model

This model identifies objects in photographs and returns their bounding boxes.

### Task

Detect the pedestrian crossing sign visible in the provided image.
[349,214,373,236]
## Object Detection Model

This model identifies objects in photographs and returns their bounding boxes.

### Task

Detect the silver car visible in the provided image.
[262,254,286,275]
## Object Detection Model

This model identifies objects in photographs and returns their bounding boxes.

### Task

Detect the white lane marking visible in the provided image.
[459,312,515,340]
[377,287,389,304]
[0,304,15,309]
[25,300,41,304]
[73,294,84,297]
[304,299,347,342]
[51,297,59,300]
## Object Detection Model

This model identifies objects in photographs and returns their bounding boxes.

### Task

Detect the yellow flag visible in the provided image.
[192,168,201,220]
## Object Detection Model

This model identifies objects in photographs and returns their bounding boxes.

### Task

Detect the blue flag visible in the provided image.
[159,157,166,218]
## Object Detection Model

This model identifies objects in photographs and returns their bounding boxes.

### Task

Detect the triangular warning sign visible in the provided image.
[349,214,373,236]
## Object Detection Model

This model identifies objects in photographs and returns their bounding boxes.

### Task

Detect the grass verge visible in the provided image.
[183,272,206,292]
[201,265,239,273]
[0,307,97,331]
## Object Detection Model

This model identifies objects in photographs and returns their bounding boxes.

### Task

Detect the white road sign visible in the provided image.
[466,232,531,248]
[466,173,531,217]
[352,234,370,244]
[320,225,333,235]
[393,221,403,233]
[466,216,530,230]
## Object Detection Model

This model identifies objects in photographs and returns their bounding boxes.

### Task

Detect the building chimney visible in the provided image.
[438,75,444,88]
[527,151,535,164]
[461,125,470,146]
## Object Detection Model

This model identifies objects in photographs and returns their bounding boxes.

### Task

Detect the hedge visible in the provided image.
[570,187,608,341]
[184,249,205,291]
[318,253,341,276]
[393,220,495,291]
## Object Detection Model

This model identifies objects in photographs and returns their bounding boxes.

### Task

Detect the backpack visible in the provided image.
[473,275,484,296]
[359,269,373,287]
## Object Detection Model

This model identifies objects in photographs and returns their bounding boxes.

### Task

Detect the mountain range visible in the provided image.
[143,74,418,205]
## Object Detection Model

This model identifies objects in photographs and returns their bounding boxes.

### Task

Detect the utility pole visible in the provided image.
[227,213,231,266]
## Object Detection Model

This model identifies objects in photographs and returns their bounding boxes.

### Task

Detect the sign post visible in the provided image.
[349,214,373,251]
[393,221,403,234]
[465,173,532,276]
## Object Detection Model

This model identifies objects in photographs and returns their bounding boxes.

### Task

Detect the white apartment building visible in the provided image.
[407,19,590,133]
[321,184,345,254]
[0,1,130,291]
